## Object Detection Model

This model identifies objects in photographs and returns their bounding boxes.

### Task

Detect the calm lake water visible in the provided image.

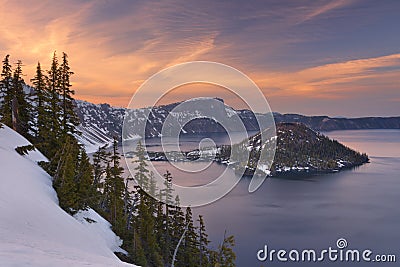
[126,130,400,266]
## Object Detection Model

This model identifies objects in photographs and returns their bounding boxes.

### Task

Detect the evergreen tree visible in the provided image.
[12,60,32,138]
[138,193,163,266]
[52,136,80,213]
[123,173,134,229]
[103,137,126,233]
[47,51,61,119]
[0,55,13,126]
[170,196,186,266]
[162,170,174,205]
[133,140,150,191]
[148,171,158,198]
[30,62,49,142]
[45,51,62,158]
[47,136,92,214]
[132,232,148,266]
[100,162,112,211]
[210,231,236,267]
[160,170,175,264]
[198,215,210,267]
[75,149,95,210]
[0,57,32,138]
[132,141,163,266]
[181,207,200,267]
[59,52,79,134]
[92,145,111,190]
[155,189,167,263]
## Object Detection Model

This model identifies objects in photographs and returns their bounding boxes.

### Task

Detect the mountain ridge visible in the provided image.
[74,99,400,152]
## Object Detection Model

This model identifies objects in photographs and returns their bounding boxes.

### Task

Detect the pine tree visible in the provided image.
[103,137,126,234]
[0,55,13,126]
[59,52,79,135]
[0,57,32,138]
[92,145,111,190]
[171,196,187,267]
[123,173,134,229]
[75,149,95,210]
[182,207,200,267]
[44,135,95,214]
[132,141,163,266]
[10,61,20,132]
[101,162,112,211]
[12,60,32,138]
[30,62,49,142]
[52,136,80,213]
[132,232,148,266]
[220,234,236,266]
[155,190,166,263]
[133,140,150,191]
[47,51,61,122]
[160,170,175,264]
[198,215,210,267]
[138,193,163,266]
[45,52,62,158]
[162,170,174,205]
[210,231,236,267]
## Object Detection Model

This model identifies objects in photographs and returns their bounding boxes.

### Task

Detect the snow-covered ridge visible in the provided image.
[74,98,265,151]
[74,97,400,154]
[0,125,136,266]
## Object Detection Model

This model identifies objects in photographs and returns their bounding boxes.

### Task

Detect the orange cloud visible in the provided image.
[0,1,221,107]
[254,53,400,99]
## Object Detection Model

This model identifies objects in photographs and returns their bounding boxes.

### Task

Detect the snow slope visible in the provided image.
[0,125,136,267]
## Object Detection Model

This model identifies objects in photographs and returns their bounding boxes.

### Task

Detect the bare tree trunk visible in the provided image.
[171,222,189,267]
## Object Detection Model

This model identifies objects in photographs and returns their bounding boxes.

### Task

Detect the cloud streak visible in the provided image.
[298,0,352,24]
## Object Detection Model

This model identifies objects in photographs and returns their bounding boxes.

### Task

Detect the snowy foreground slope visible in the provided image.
[0,125,137,267]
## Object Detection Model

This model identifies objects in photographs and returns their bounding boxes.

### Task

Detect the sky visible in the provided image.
[0,0,399,117]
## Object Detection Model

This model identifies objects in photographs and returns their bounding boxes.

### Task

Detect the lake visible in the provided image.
[127,129,400,266]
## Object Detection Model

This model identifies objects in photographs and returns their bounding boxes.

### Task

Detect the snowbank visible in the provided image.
[74,209,128,255]
[0,125,136,266]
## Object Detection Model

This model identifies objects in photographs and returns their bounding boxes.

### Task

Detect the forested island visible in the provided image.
[147,122,369,177]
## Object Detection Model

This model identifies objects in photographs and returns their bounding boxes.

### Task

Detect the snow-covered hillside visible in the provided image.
[0,125,137,266]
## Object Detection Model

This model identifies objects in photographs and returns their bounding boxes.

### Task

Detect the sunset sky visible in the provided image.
[0,0,399,117]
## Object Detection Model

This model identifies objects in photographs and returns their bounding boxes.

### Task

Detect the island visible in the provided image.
[146,122,369,177]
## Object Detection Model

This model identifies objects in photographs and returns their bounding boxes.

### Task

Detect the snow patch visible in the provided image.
[74,209,128,255]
